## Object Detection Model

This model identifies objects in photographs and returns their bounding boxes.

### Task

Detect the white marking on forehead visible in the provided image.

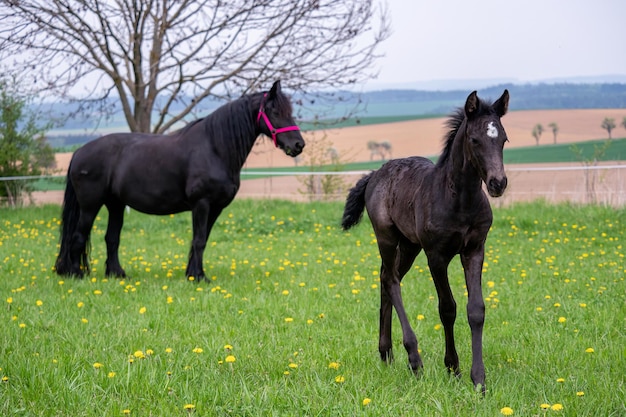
[487,121,499,138]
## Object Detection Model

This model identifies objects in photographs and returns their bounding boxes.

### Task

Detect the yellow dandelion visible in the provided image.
[282,290,289,295]
[122,409,131,415]
[93,362,104,369]
[306,319,314,325]
[224,344,233,350]
[134,350,146,359]
[192,347,203,354]
[585,347,595,353]
[284,317,294,323]
[108,372,116,378]
[417,314,425,321]
[1,376,8,383]
[225,355,236,363]
[6,297,12,304]
[434,324,442,330]
[556,377,565,383]
[500,406,514,415]
[288,363,298,369]
[334,375,345,383]
[77,301,84,308]
[540,403,551,410]
[36,300,43,307]
[576,391,585,397]
[558,317,566,323]
[362,398,372,406]
[81,318,88,324]
[328,362,340,370]
[550,403,563,411]
[165,347,173,353]
[93,290,102,295]
[139,307,147,314]
[18,323,26,328]
[183,403,195,411]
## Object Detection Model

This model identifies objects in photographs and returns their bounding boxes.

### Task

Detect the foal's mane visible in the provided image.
[436,97,494,166]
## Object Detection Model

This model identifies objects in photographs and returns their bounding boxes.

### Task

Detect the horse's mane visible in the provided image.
[168,89,292,165]
[436,97,494,166]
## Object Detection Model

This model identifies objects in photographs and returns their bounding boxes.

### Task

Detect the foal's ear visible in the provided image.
[464,91,479,118]
[493,89,509,117]
[269,80,282,99]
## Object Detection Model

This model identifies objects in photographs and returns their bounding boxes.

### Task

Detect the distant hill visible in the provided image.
[330,83,626,118]
[45,82,626,148]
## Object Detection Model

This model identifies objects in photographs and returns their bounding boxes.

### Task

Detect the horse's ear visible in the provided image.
[493,89,509,117]
[464,91,479,118]
[269,80,282,99]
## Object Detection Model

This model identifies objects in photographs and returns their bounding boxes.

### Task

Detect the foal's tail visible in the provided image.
[55,167,89,276]
[341,172,373,230]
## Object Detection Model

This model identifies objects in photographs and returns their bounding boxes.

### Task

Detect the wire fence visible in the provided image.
[2,164,625,207]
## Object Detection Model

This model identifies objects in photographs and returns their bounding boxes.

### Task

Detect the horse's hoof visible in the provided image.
[379,349,394,364]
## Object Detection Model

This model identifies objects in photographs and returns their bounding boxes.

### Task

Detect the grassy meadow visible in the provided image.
[0,200,624,416]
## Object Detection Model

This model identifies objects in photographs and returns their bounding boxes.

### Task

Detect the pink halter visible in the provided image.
[257,93,300,147]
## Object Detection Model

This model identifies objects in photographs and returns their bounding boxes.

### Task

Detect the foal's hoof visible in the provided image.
[474,383,487,396]
[186,274,208,283]
[447,366,462,378]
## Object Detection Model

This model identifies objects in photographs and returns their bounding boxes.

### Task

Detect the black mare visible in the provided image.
[55,80,304,281]
[342,90,510,392]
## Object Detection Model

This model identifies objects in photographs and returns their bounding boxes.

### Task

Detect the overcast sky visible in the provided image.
[364,0,625,89]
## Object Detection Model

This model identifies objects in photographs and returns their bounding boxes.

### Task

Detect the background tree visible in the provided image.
[548,122,559,144]
[531,123,543,146]
[621,116,626,132]
[601,117,615,140]
[0,80,54,207]
[0,0,390,133]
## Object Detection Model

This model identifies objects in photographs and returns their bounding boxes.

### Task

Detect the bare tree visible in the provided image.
[548,122,558,144]
[0,0,391,133]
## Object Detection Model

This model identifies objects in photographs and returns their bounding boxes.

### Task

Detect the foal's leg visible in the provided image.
[378,237,422,372]
[104,201,127,278]
[427,252,460,376]
[461,247,487,392]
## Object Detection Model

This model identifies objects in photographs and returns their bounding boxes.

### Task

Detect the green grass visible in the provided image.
[1,200,624,416]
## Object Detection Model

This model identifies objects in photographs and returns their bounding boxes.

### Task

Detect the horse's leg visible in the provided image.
[104,201,127,278]
[427,252,460,376]
[69,208,99,277]
[378,236,422,372]
[461,246,487,392]
[186,201,223,281]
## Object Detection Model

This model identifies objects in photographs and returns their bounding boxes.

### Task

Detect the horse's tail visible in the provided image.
[55,167,90,276]
[341,172,373,230]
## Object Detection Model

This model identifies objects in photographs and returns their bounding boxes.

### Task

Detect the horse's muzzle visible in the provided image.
[285,140,305,157]
[487,176,508,197]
